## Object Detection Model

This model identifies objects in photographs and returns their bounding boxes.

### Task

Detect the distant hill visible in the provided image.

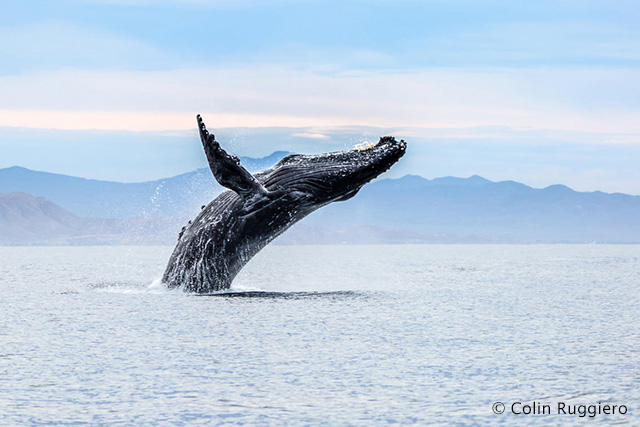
[0,192,89,244]
[0,192,186,245]
[0,152,291,218]
[1,157,640,243]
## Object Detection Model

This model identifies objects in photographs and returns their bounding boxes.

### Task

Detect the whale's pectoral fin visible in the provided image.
[197,114,267,199]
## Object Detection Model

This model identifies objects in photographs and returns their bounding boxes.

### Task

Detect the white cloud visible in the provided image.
[292,133,330,140]
[0,65,639,135]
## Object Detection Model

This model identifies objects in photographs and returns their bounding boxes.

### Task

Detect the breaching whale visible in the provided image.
[162,115,406,293]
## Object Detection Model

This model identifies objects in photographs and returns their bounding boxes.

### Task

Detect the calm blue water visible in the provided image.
[1,245,639,425]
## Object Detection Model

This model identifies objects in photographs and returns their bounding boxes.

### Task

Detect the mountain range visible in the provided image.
[1,154,639,244]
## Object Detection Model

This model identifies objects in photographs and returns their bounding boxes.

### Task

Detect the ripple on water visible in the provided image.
[0,244,639,425]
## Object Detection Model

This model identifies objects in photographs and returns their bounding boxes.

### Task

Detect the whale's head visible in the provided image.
[259,136,407,206]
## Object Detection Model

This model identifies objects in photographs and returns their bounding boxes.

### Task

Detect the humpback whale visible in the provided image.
[162,115,406,293]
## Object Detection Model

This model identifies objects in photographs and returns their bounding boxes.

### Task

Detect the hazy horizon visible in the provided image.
[3,124,640,195]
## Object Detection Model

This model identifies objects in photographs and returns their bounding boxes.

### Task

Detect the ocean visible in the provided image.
[1,245,638,425]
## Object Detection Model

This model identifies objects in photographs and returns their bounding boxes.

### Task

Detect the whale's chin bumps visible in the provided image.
[162,115,407,293]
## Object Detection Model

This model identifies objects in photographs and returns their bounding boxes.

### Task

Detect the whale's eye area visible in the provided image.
[354,141,379,151]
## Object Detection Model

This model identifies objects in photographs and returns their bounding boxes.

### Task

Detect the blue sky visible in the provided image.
[1,0,639,193]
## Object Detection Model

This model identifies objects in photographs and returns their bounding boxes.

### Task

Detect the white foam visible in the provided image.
[147,277,165,290]
[230,283,267,292]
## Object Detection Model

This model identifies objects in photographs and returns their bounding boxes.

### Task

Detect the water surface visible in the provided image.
[1,245,639,425]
